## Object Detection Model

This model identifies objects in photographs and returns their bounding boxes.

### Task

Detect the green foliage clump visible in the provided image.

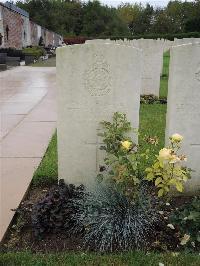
[23,46,46,59]
[98,112,191,199]
[145,134,191,197]
[140,94,167,104]
[98,112,149,199]
[170,196,200,250]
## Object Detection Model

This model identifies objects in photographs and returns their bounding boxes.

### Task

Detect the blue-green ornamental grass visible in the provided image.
[71,182,159,252]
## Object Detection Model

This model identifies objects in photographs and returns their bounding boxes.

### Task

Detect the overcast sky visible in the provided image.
[1,0,171,8]
[2,0,193,9]
[98,0,170,7]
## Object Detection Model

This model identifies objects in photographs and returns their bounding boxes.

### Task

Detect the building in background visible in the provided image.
[0,1,62,49]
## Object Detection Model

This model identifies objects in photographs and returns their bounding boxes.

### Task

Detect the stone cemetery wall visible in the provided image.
[0,5,4,47]
[57,43,142,186]
[2,5,23,49]
[54,33,62,46]
[166,43,200,194]
[0,2,62,49]
[45,30,54,47]
[30,21,38,46]
[21,15,31,47]
[37,25,42,41]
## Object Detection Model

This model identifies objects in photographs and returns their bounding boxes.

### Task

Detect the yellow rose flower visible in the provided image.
[121,140,132,150]
[158,148,172,161]
[171,133,183,142]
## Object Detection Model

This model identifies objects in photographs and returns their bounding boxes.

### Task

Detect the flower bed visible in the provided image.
[1,112,199,253]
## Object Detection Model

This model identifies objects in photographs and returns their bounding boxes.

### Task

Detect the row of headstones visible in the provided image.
[85,38,200,97]
[57,42,200,194]
[86,39,164,97]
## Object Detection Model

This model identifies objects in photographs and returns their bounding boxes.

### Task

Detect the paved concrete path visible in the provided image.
[0,66,57,241]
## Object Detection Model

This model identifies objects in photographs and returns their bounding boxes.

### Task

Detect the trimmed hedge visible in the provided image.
[0,48,24,60]
[90,32,200,41]
[63,37,86,45]
[23,46,46,59]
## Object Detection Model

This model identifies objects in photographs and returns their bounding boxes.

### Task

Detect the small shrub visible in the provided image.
[31,180,84,238]
[0,48,24,60]
[145,133,191,197]
[140,94,167,104]
[141,94,159,104]
[98,112,149,199]
[63,36,86,45]
[23,46,46,59]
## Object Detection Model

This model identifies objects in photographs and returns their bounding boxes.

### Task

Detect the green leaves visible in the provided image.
[158,188,164,197]
[97,112,141,200]
[170,196,200,249]
[144,134,191,198]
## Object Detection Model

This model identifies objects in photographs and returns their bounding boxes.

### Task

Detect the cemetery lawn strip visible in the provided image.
[160,77,168,98]
[0,251,200,265]
[32,132,58,186]
[160,50,170,98]
[139,104,167,166]
[162,50,170,78]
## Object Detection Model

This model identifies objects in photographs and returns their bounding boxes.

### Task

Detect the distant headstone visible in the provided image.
[57,43,142,186]
[134,39,164,96]
[166,43,200,194]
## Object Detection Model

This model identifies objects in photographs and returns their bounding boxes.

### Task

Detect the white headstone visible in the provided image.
[166,43,200,194]
[135,39,164,96]
[57,43,142,186]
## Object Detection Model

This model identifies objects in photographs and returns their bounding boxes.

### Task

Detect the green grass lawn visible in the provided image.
[32,132,58,186]
[160,51,170,98]
[162,50,170,78]
[0,251,199,266]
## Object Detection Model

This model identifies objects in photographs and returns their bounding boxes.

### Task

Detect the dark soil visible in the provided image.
[1,183,83,253]
[0,182,193,253]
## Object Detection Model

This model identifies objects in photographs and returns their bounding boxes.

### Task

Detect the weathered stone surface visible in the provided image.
[57,43,142,186]
[135,39,163,96]
[166,43,200,194]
